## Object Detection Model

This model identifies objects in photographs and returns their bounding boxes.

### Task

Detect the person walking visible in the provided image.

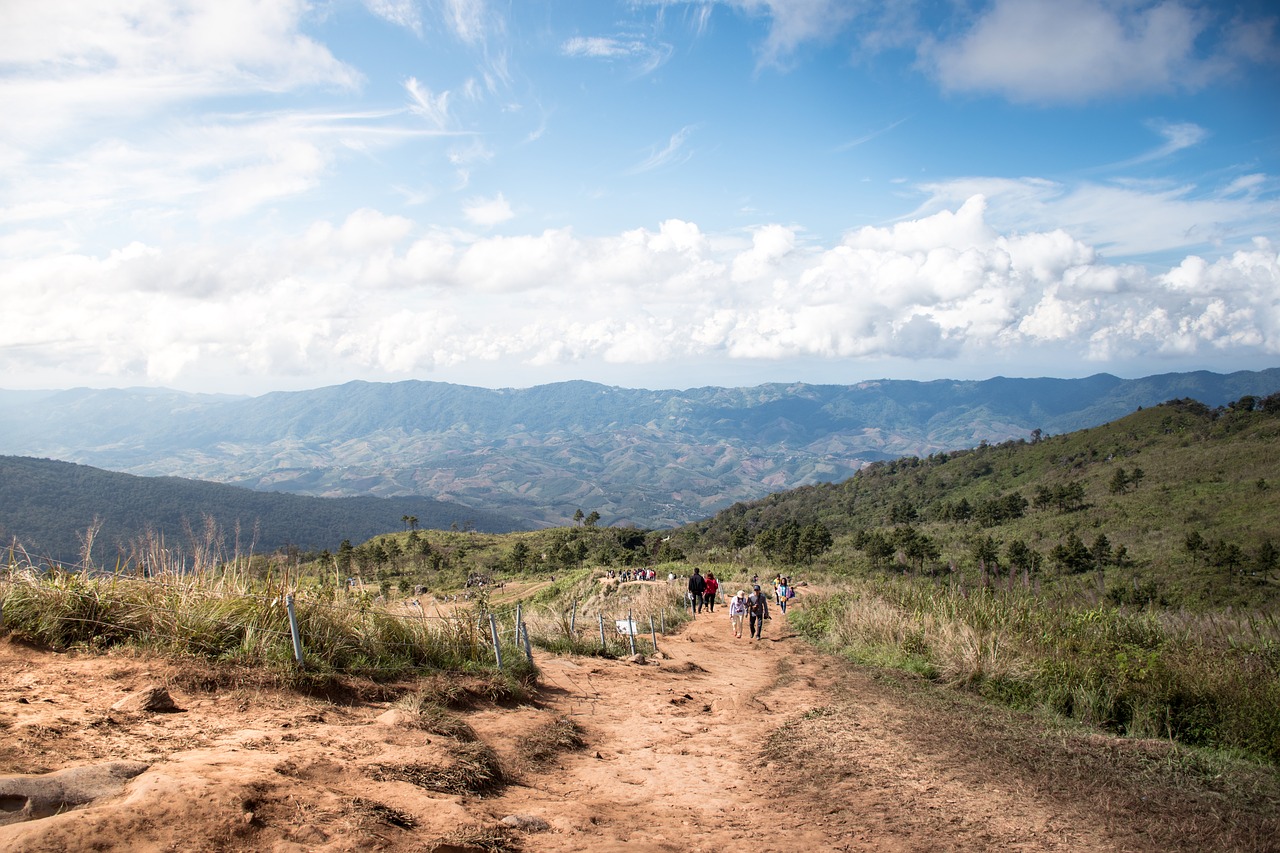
[728,590,747,638]
[687,568,707,614]
[703,572,720,613]
[777,576,791,613]
[746,584,770,641]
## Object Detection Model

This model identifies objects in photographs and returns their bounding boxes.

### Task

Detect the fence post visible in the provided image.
[570,600,578,634]
[626,608,636,656]
[515,603,522,639]
[598,614,606,651]
[522,620,533,666]
[285,594,304,668]
[650,616,658,653]
[489,613,503,670]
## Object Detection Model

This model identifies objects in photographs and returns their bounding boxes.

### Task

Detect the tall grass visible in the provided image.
[521,572,691,657]
[789,576,1280,764]
[0,563,532,681]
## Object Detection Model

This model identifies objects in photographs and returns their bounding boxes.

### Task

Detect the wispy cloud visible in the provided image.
[835,117,908,152]
[405,78,452,128]
[561,36,673,74]
[628,126,696,174]
[362,0,423,36]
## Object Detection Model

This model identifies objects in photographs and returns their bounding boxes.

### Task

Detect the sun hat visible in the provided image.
[736,590,745,597]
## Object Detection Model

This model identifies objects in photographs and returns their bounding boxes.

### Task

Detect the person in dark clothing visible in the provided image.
[687,568,707,613]
[746,584,770,640]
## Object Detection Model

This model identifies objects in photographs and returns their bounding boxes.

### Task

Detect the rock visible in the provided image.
[374,709,415,727]
[0,761,150,826]
[111,686,180,713]
[627,653,647,665]
[501,814,550,832]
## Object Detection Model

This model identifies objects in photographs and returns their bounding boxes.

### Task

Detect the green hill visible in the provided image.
[675,396,1280,609]
[0,456,532,566]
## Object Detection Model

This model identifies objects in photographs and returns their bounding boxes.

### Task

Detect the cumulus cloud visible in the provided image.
[4,199,1276,392]
[462,193,515,227]
[924,0,1211,102]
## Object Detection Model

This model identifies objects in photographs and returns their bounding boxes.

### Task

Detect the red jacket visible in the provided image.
[704,577,719,596]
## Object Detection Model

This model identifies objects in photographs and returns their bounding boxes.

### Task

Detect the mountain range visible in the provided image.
[3,369,1279,532]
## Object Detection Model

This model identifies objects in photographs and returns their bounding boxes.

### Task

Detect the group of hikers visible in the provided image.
[686,568,796,641]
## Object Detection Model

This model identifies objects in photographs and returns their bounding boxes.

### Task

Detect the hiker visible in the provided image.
[703,571,720,612]
[747,584,770,640]
[777,577,793,613]
[688,568,707,613]
[728,590,747,639]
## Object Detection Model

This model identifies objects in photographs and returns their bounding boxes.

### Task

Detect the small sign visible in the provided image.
[615,619,637,635]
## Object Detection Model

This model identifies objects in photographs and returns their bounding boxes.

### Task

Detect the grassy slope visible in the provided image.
[678,399,1280,609]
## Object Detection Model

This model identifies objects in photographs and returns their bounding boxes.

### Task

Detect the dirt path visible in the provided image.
[0,593,1155,852]
[475,597,1121,853]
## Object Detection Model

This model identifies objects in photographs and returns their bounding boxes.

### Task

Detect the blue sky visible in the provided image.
[2,0,1278,395]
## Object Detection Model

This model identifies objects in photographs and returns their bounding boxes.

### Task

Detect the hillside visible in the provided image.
[2,369,1279,529]
[0,456,530,566]
[677,396,1280,609]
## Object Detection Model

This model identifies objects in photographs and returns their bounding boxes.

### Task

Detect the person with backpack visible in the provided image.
[746,584,770,640]
[703,571,720,612]
[776,577,790,613]
[687,568,707,614]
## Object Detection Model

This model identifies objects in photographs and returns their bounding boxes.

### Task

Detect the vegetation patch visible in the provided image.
[513,716,586,770]
[367,742,506,795]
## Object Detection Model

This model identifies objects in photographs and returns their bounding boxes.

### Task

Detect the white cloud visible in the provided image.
[5,199,1275,392]
[911,175,1276,258]
[924,0,1213,102]
[628,126,697,174]
[0,0,361,144]
[363,0,423,35]
[463,193,515,227]
[561,35,673,74]
[406,78,452,128]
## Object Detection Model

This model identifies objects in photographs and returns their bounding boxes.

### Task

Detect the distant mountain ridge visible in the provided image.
[2,369,1278,529]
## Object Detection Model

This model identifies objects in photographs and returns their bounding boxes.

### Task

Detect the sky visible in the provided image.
[2,0,1278,396]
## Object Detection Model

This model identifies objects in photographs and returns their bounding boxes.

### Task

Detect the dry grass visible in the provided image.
[427,822,521,853]
[512,716,585,772]
[367,742,506,795]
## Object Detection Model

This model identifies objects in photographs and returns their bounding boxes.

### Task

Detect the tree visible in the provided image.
[508,540,531,572]
[1184,530,1207,568]
[799,522,833,563]
[1051,532,1092,574]
[970,535,1000,571]
[1108,468,1131,495]
[572,508,585,526]
[584,510,601,528]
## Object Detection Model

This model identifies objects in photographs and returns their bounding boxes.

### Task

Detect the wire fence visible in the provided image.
[0,566,697,675]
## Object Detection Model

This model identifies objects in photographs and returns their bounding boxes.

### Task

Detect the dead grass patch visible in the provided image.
[427,821,520,853]
[512,716,586,771]
[368,742,506,795]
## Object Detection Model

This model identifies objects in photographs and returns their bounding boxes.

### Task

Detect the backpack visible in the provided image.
[786,586,796,599]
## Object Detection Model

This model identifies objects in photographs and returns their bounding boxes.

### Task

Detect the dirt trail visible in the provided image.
[482,595,1120,853]
[0,590,1136,852]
